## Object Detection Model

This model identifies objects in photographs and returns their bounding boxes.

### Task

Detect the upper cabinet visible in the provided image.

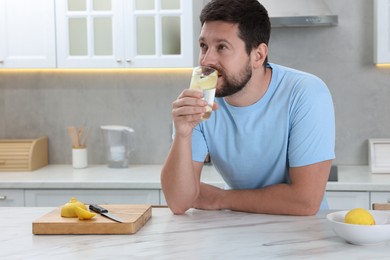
[374,0,390,65]
[0,0,56,68]
[56,0,202,68]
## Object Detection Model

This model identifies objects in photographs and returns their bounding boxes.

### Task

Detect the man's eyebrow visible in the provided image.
[199,37,231,45]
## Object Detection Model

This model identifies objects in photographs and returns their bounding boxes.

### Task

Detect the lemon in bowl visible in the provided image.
[327,209,390,245]
[344,208,375,225]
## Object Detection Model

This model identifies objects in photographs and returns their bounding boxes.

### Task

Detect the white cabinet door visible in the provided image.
[124,0,196,68]
[159,190,167,205]
[0,0,56,68]
[370,192,390,209]
[0,189,25,206]
[326,191,370,210]
[56,0,201,68]
[55,0,124,68]
[25,189,160,206]
[374,0,390,64]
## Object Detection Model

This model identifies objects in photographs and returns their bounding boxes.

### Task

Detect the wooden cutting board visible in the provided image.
[32,204,152,235]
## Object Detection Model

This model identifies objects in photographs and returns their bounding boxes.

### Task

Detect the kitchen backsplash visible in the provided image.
[0,70,190,164]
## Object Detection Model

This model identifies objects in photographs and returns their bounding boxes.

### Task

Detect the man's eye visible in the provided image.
[218,45,227,51]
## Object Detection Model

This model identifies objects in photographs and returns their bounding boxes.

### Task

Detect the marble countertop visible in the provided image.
[0,164,224,189]
[1,164,390,191]
[326,165,390,191]
[1,207,390,259]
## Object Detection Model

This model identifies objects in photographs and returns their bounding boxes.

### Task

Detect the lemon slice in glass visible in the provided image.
[199,74,217,90]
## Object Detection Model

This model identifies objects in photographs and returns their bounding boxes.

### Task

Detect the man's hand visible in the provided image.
[192,182,225,210]
[172,89,208,138]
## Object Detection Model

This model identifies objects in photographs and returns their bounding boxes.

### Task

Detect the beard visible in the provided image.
[215,61,252,98]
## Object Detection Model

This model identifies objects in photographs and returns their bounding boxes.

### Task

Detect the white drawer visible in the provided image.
[25,189,160,206]
[159,190,167,206]
[326,191,369,210]
[0,189,25,206]
[370,192,390,208]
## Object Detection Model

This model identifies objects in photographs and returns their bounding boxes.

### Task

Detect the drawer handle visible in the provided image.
[0,196,7,200]
[387,199,390,203]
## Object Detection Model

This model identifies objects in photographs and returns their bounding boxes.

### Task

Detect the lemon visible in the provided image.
[74,206,96,220]
[61,197,87,218]
[344,208,375,225]
[198,74,218,90]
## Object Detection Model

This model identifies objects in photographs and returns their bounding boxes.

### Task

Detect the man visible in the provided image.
[161,0,335,216]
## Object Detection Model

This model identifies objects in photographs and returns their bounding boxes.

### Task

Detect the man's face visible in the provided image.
[198,21,252,97]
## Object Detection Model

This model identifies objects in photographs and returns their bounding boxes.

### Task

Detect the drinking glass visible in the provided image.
[189,66,218,120]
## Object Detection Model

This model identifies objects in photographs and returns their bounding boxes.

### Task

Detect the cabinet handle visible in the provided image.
[0,60,4,63]
[126,59,131,63]
[387,199,390,203]
[116,59,122,63]
[0,196,7,200]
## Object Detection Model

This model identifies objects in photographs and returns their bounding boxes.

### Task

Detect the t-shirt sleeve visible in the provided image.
[191,124,209,162]
[288,76,335,167]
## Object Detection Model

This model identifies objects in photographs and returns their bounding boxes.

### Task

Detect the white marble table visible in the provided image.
[1,207,390,259]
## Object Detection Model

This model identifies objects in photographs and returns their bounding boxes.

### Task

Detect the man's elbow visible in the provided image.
[301,206,319,216]
[167,203,190,215]
[297,200,321,216]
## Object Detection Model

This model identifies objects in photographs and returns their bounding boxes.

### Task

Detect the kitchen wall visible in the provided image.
[0,0,389,165]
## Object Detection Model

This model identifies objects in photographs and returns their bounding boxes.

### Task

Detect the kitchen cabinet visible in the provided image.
[370,191,390,206]
[326,191,370,210]
[0,0,56,68]
[55,0,202,68]
[160,190,167,205]
[24,189,160,206]
[0,189,25,206]
[374,0,390,64]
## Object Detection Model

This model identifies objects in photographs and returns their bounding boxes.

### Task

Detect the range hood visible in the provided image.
[260,0,338,27]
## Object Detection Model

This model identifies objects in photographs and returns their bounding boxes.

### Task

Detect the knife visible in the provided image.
[89,204,124,223]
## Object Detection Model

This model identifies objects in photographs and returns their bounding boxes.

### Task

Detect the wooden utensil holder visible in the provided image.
[0,136,48,171]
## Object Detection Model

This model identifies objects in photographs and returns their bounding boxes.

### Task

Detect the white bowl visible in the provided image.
[327,210,390,245]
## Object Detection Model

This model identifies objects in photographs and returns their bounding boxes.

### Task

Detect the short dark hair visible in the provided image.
[200,0,271,64]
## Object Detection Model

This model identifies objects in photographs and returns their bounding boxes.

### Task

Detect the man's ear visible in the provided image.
[252,43,268,69]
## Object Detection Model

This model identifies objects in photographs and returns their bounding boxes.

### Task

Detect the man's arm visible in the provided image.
[161,137,203,214]
[192,160,332,216]
[161,89,208,214]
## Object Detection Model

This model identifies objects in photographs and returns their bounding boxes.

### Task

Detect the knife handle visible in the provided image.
[89,204,108,213]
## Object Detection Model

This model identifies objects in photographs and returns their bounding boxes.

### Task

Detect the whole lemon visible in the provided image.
[344,208,375,225]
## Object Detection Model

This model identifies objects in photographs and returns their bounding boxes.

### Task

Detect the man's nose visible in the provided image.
[200,49,217,67]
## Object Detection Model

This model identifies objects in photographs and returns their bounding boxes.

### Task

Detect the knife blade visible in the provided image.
[89,204,124,223]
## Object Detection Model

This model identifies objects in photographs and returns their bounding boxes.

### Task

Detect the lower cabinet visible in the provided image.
[160,190,167,206]
[370,192,390,206]
[24,189,160,206]
[326,191,370,210]
[1,188,388,209]
[0,189,25,206]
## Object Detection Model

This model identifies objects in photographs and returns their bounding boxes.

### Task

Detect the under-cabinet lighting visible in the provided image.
[375,64,390,68]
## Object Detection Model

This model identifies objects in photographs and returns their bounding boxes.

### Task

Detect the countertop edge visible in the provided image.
[1,164,390,191]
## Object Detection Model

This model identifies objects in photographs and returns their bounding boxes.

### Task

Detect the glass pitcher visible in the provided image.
[101,125,135,168]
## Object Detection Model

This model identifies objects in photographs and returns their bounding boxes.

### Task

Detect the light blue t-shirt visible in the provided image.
[191,63,335,209]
